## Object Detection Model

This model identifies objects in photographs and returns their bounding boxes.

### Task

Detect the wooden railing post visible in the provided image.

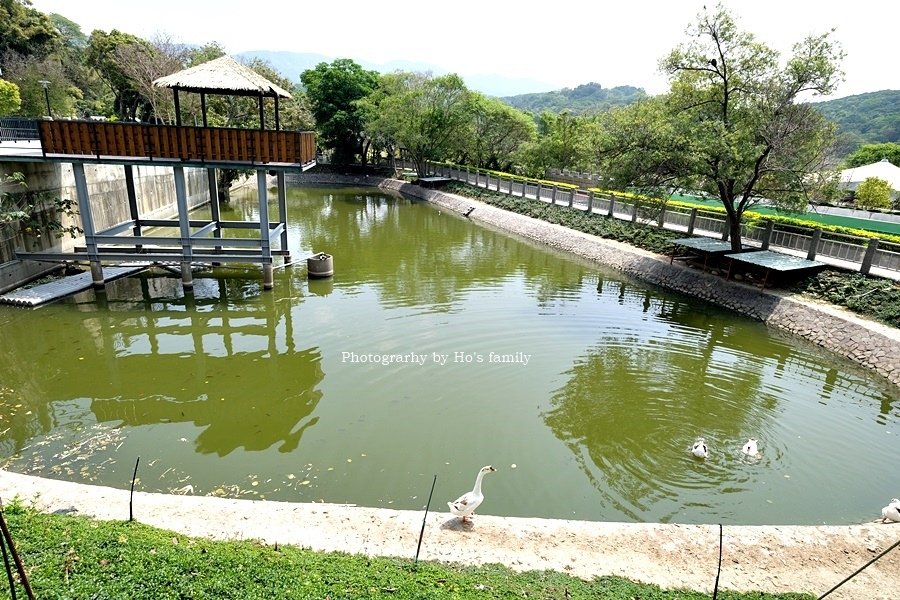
[807,228,822,260]
[631,201,639,223]
[568,189,575,208]
[607,196,616,217]
[587,191,594,213]
[761,220,775,250]
[860,238,879,274]
[687,208,698,235]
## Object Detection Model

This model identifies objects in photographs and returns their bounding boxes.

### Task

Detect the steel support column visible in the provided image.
[173,166,193,289]
[72,163,104,288]
[257,170,274,289]
[277,171,290,266]
[124,165,142,245]
[208,167,222,260]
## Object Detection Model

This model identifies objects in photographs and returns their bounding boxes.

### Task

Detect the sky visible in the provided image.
[28,0,900,99]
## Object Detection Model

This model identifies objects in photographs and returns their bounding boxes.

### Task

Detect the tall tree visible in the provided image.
[460,95,536,172]
[598,4,844,250]
[0,0,60,61]
[855,177,892,210]
[519,110,595,176]
[115,33,190,124]
[1,51,75,117]
[844,143,900,168]
[48,13,88,49]
[370,72,475,176]
[85,29,154,121]
[300,59,379,164]
[0,78,20,113]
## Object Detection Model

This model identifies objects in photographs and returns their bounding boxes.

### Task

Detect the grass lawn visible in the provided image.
[0,504,812,599]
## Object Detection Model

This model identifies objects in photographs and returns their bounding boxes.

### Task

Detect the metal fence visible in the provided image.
[406,160,900,276]
[0,117,39,141]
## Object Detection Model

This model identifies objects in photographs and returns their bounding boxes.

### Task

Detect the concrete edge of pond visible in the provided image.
[2,469,898,599]
[295,174,900,388]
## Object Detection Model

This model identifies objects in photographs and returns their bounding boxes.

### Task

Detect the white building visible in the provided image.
[839,158,900,200]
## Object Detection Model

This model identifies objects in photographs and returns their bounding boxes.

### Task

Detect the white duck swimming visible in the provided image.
[448,465,496,523]
[691,438,709,459]
[881,498,900,523]
[741,438,759,457]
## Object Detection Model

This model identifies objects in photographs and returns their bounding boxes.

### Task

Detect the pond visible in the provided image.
[0,185,897,526]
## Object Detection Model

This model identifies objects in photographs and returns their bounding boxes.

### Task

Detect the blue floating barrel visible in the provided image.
[307,252,334,278]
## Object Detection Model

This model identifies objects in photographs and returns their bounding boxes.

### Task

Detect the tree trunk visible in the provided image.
[360,139,370,166]
[728,215,743,252]
[218,169,240,203]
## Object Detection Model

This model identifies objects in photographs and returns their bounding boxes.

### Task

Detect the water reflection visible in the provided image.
[0,272,324,458]
[545,278,899,523]
[1,186,897,523]
[234,187,588,309]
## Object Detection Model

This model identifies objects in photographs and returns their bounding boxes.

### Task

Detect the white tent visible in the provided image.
[839,159,900,198]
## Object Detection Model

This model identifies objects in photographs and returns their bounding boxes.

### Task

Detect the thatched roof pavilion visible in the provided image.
[153,55,292,129]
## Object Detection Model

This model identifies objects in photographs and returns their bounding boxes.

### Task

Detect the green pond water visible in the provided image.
[1,185,897,526]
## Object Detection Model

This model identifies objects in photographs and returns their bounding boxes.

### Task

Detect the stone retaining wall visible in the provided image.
[294,173,900,388]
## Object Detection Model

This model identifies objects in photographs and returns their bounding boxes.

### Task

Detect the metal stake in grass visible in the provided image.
[0,497,34,600]
[712,523,723,600]
[414,475,437,565]
[0,518,17,600]
[129,456,140,522]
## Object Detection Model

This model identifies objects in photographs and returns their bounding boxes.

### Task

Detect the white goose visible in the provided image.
[881,498,900,523]
[448,465,496,523]
[741,438,759,457]
[691,438,709,459]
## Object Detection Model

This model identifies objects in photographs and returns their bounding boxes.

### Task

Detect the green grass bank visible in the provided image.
[0,504,812,599]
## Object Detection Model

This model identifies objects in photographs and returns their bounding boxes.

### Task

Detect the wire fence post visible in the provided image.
[414,475,438,565]
[818,537,900,599]
[129,456,140,522]
[0,497,34,600]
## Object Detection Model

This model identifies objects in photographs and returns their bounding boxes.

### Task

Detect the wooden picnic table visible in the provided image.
[723,250,826,289]
[415,177,452,189]
[670,237,755,271]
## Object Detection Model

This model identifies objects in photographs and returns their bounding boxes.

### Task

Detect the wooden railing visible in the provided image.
[37,119,316,166]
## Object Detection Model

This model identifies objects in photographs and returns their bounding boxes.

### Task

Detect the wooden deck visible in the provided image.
[0,264,148,307]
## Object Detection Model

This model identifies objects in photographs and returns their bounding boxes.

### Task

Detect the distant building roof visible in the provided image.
[152,55,291,98]
[839,159,900,192]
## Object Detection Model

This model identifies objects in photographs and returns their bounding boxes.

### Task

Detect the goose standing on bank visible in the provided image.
[691,438,709,459]
[741,438,759,458]
[881,498,900,523]
[448,465,496,523]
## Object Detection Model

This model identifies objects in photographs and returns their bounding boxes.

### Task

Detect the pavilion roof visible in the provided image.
[152,55,292,98]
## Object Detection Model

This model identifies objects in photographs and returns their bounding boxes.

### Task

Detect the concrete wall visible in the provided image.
[0,162,210,285]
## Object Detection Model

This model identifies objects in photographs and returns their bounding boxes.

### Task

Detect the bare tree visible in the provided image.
[115,32,191,123]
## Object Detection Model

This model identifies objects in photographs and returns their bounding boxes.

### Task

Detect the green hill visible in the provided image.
[811,90,900,155]
[501,82,645,114]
